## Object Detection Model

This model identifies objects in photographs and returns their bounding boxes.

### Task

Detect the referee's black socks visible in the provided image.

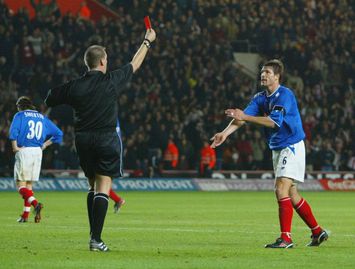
[92,193,109,242]
[87,190,95,237]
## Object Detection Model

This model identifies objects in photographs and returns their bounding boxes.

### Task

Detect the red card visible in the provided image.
[144,16,152,29]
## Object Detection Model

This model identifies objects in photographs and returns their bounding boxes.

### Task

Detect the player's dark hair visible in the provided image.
[263,59,284,82]
[84,45,106,69]
[16,96,36,110]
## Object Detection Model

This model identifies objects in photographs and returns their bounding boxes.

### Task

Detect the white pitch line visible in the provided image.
[4,223,271,234]
[4,224,352,238]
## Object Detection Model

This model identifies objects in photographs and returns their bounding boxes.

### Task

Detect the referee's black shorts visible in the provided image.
[75,130,123,179]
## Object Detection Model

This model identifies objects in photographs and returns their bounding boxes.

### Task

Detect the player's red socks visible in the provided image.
[278,197,293,242]
[18,186,31,199]
[109,189,122,203]
[28,190,38,207]
[18,187,38,207]
[294,198,322,235]
[22,199,31,219]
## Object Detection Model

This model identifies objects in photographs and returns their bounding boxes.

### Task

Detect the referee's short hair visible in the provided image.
[84,45,106,69]
[16,96,36,110]
[263,59,284,82]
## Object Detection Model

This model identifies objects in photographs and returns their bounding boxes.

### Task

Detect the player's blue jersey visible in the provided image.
[9,110,63,147]
[244,85,305,150]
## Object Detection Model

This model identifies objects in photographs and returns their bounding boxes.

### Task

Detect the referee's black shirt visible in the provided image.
[45,64,133,132]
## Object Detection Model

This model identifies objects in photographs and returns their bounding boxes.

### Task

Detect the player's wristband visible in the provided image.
[143,39,151,48]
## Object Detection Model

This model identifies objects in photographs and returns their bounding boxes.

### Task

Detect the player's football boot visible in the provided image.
[265,238,294,248]
[17,216,28,223]
[34,203,43,223]
[114,199,126,213]
[90,239,109,252]
[307,230,329,246]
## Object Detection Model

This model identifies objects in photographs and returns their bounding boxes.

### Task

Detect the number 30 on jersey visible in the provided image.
[27,120,43,140]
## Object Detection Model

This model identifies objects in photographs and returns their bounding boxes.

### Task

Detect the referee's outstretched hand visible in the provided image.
[145,29,156,43]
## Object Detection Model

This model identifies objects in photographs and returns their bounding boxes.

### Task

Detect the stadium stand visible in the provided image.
[0,0,353,176]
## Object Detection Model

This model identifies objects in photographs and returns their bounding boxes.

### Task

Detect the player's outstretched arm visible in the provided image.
[210,119,245,148]
[225,108,275,128]
[130,29,156,73]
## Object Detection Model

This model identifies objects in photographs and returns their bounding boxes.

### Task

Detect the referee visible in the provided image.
[45,28,156,252]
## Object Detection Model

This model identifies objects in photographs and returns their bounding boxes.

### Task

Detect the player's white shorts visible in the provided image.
[14,147,43,182]
[272,140,305,182]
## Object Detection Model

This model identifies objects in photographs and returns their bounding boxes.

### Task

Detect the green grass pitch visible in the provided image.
[0,191,354,269]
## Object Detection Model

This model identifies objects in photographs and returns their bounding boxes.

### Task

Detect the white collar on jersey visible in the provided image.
[266,85,281,97]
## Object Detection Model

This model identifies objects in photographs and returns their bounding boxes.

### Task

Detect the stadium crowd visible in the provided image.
[0,0,354,176]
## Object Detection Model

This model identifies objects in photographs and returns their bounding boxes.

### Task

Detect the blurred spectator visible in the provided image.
[19,37,35,70]
[199,140,216,177]
[304,140,315,172]
[236,133,253,169]
[163,136,179,169]
[319,140,336,171]
[250,130,266,170]
[347,156,355,171]
[57,137,80,169]
[286,69,304,95]
[214,146,223,170]
[30,0,58,19]
[79,1,91,20]
[27,28,43,57]
[333,140,347,171]
[177,134,194,169]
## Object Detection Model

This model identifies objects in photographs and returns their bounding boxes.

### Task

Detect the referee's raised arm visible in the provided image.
[130,29,156,73]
